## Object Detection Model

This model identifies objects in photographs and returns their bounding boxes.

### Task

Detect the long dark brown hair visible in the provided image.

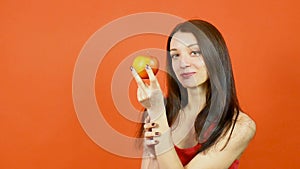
[166,20,241,152]
[138,20,241,153]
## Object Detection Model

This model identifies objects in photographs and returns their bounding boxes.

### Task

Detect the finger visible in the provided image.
[139,100,152,110]
[130,66,147,90]
[144,122,158,130]
[137,88,152,108]
[137,87,148,102]
[145,139,159,146]
[145,65,161,89]
[144,115,150,123]
[144,131,161,138]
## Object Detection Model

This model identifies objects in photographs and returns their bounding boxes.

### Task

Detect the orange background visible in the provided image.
[1,0,300,168]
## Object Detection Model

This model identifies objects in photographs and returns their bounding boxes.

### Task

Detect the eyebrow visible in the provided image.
[187,43,199,47]
[170,43,199,51]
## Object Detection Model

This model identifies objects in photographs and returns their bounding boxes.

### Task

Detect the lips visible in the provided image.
[180,72,196,78]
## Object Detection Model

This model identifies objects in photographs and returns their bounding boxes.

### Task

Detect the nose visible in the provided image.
[179,54,191,68]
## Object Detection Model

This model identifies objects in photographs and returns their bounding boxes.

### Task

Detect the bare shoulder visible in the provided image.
[234,111,256,141]
[218,111,256,154]
[213,111,256,152]
[210,111,256,159]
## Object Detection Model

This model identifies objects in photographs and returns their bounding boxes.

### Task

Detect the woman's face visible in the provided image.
[170,31,208,88]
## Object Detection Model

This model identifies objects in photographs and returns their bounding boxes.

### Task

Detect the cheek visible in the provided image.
[171,62,179,75]
[195,63,209,81]
[194,57,205,67]
[171,62,183,82]
[201,68,209,81]
[172,62,180,81]
[194,58,207,72]
[202,63,208,76]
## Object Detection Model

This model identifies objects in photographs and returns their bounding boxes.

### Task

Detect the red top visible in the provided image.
[174,143,239,169]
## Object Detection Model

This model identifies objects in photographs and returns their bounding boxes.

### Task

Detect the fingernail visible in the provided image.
[146,64,150,70]
[155,132,160,136]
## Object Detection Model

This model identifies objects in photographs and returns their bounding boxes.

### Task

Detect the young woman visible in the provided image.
[131,20,256,169]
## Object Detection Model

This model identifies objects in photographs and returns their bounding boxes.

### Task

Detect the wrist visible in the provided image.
[154,128,174,155]
[147,106,166,122]
[151,113,169,132]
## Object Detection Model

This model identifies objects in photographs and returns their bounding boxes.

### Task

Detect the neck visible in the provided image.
[184,82,208,116]
[171,83,208,145]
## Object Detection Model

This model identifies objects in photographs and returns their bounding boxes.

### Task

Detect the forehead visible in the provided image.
[170,32,198,48]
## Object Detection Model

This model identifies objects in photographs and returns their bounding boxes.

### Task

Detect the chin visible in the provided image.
[180,79,208,89]
[181,83,198,88]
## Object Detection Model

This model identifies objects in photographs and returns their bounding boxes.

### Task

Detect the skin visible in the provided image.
[131,32,256,169]
[170,32,208,137]
[170,32,208,89]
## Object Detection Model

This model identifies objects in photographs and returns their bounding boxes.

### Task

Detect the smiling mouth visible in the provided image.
[180,72,196,78]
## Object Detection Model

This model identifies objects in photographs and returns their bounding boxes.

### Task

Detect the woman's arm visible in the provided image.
[146,112,256,169]
[166,113,255,169]
[185,113,256,169]
[131,65,183,168]
[150,114,184,169]
[132,67,256,168]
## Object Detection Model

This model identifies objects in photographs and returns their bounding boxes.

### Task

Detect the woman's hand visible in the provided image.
[141,116,160,169]
[143,116,160,156]
[131,64,165,121]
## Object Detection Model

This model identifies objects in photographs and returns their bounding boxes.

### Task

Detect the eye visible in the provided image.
[190,50,202,57]
[170,53,180,59]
